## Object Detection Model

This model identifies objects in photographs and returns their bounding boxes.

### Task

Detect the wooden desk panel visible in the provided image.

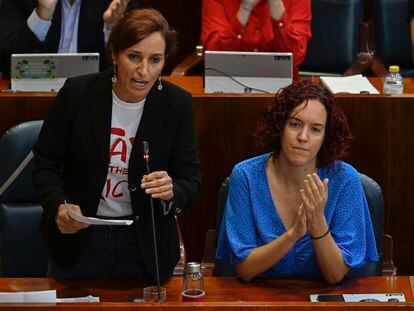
[0,277,412,310]
[1,77,414,276]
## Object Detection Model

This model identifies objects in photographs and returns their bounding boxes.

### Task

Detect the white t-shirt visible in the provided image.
[97,91,145,217]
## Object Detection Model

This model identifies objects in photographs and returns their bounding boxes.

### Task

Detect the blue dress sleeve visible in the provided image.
[216,165,259,265]
[328,170,378,268]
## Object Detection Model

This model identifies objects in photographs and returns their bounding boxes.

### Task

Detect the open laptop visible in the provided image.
[11,53,99,92]
[204,51,292,94]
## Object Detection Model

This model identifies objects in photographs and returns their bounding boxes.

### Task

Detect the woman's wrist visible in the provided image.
[308,218,328,238]
[310,227,330,240]
[287,227,302,242]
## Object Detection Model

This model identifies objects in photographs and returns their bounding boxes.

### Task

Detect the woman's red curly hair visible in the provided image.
[255,80,352,167]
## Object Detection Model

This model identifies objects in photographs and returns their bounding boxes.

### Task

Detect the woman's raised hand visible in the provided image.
[56,203,90,234]
[288,203,308,241]
[300,173,329,234]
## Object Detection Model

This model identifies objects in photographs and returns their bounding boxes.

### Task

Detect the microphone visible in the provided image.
[142,141,162,301]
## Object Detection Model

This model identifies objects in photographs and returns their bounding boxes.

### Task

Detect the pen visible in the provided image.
[0,89,17,93]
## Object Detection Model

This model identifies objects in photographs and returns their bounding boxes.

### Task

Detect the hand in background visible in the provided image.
[300,173,329,235]
[238,0,261,25]
[56,203,90,234]
[36,0,58,21]
[268,0,285,20]
[141,171,174,201]
[241,0,262,11]
[103,0,129,28]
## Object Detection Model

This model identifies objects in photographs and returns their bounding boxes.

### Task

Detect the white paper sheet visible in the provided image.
[0,291,100,303]
[0,290,56,303]
[320,74,380,94]
[57,295,100,303]
[67,208,133,226]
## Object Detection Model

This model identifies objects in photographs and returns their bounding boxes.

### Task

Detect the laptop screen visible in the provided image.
[11,53,99,92]
[204,51,292,94]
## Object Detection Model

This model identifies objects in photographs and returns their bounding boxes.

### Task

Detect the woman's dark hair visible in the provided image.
[255,80,352,167]
[108,8,177,59]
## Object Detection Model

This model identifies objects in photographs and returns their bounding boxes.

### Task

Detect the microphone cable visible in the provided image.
[142,141,162,301]
[204,67,270,94]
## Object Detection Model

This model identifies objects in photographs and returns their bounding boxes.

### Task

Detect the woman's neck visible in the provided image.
[271,153,317,189]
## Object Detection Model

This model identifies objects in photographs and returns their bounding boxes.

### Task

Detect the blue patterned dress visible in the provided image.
[216,153,378,278]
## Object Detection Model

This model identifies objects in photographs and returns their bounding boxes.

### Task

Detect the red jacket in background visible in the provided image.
[201,0,311,78]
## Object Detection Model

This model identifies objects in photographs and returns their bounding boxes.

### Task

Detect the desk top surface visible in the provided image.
[2,76,414,97]
[0,276,412,309]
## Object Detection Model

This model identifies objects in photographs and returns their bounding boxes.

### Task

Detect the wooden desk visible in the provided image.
[0,276,413,310]
[1,77,414,276]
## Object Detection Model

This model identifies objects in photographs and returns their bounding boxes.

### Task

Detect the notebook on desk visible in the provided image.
[204,51,293,94]
[310,293,405,302]
[10,53,99,92]
[320,74,380,94]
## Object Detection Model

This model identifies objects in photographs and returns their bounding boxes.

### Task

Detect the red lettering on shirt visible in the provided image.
[112,180,127,198]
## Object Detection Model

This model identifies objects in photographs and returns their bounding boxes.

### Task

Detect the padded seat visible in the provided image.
[0,120,48,277]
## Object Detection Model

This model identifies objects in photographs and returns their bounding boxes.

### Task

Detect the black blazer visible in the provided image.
[32,68,201,283]
[0,0,139,76]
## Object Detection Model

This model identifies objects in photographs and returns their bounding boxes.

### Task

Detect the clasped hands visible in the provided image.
[241,0,283,11]
[56,170,173,234]
[289,173,329,240]
[36,0,129,26]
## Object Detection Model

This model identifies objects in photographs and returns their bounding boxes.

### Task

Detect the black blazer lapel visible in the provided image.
[90,69,113,170]
[128,85,166,184]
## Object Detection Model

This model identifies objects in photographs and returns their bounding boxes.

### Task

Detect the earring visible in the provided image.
[111,63,117,83]
[157,76,163,91]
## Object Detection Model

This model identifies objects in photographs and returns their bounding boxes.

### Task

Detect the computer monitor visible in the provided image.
[204,51,293,94]
[11,53,99,92]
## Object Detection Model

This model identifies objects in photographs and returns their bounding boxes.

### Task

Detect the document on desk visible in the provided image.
[310,293,405,302]
[0,290,56,302]
[57,295,100,303]
[320,74,380,94]
[67,208,133,226]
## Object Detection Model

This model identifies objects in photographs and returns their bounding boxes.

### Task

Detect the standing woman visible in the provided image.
[201,0,311,77]
[33,8,201,282]
[216,80,378,284]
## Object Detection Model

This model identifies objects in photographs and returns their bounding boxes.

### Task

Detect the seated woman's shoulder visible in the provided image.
[233,153,272,174]
[327,161,361,182]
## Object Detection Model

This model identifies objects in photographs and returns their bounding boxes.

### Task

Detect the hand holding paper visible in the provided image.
[56,203,90,234]
[67,208,133,226]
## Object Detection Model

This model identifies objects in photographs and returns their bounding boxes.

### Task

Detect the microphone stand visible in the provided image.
[142,141,162,301]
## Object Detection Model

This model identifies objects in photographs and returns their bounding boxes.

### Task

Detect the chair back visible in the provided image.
[374,0,413,76]
[0,120,49,277]
[213,177,236,276]
[300,0,364,75]
[346,173,384,277]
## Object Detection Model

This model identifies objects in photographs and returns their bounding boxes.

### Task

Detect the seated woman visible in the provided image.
[201,0,311,77]
[216,80,378,284]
